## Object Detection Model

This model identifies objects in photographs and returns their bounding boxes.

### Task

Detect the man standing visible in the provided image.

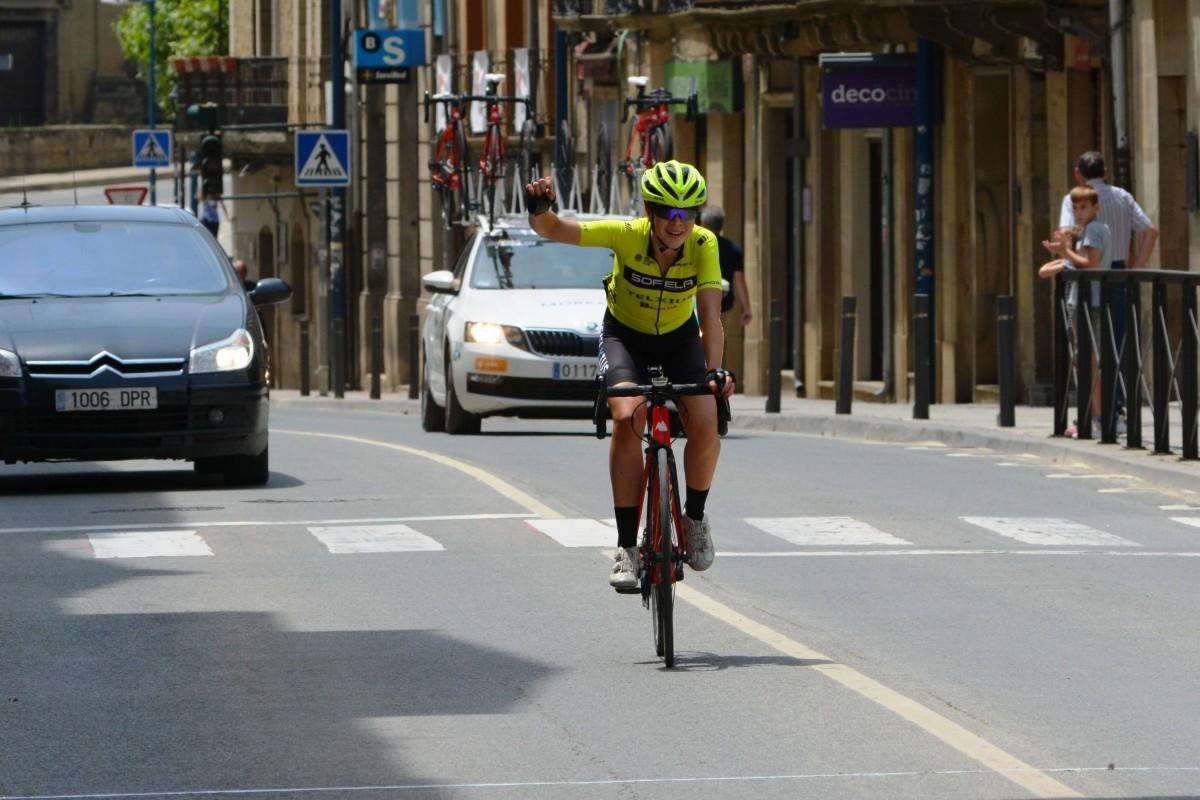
[1058,151,1158,417]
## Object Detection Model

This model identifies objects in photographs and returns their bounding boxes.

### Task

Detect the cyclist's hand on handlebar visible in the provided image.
[707,368,736,399]
[525,176,556,216]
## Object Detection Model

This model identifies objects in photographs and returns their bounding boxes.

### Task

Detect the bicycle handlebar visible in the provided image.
[621,90,699,124]
[594,380,732,439]
[423,90,532,124]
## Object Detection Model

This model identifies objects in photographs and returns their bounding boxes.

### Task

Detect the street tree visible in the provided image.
[112,0,228,122]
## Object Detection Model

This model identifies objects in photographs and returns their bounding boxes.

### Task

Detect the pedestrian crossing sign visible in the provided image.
[295,130,351,187]
[132,129,172,168]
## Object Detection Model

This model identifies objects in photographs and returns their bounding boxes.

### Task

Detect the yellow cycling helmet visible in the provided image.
[640,160,707,208]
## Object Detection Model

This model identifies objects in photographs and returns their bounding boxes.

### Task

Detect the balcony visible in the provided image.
[172,57,288,130]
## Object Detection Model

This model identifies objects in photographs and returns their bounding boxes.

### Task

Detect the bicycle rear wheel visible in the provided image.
[650,447,675,667]
[517,119,536,186]
[595,123,613,213]
[481,129,504,224]
[451,119,472,222]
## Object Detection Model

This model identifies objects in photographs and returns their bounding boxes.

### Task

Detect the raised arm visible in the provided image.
[525,176,581,245]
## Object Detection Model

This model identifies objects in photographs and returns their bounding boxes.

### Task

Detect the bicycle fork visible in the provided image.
[639,404,686,606]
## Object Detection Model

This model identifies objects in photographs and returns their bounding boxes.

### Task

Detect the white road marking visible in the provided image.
[308,524,443,554]
[962,517,1138,547]
[2,513,529,536]
[525,517,615,547]
[276,429,563,519]
[84,530,212,559]
[1172,517,1200,529]
[1045,473,1138,481]
[721,550,1200,557]
[747,516,911,546]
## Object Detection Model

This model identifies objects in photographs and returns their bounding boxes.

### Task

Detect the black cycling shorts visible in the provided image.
[598,310,707,388]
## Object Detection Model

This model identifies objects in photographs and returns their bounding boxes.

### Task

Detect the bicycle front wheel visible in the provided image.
[650,447,675,667]
[648,125,672,166]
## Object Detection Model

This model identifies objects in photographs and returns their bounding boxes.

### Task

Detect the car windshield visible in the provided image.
[0,221,231,297]
[470,238,613,290]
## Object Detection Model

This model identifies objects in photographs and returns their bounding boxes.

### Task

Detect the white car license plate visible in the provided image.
[554,362,596,380]
[56,387,158,412]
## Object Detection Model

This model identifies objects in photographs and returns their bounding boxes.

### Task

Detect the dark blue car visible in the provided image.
[0,204,291,485]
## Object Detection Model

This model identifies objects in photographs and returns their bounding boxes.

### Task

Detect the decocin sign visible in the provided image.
[820,53,937,129]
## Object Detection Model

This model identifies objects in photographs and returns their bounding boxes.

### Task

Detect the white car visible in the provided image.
[420,214,615,434]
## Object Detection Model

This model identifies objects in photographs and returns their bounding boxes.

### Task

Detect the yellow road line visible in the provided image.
[677,584,1083,799]
[275,429,562,520]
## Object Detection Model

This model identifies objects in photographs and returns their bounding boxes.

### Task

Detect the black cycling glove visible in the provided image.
[706,368,735,389]
[525,186,556,216]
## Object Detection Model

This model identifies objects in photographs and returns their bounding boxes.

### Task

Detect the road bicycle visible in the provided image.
[619,76,698,211]
[473,74,534,225]
[593,366,730,668]
[423,92,473,227]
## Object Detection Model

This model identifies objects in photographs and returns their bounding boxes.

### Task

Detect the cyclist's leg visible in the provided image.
[665,328,718,570]
[601,316,649,588]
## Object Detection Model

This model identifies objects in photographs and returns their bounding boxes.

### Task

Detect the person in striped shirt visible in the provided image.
[1058,151,1159,420]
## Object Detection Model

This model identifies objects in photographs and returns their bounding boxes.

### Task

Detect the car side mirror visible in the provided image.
[249,277,293,307]
[422,270,459,295]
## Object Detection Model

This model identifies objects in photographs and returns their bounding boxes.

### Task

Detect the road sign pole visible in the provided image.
[330,0,346,394]
[148,0,157,206]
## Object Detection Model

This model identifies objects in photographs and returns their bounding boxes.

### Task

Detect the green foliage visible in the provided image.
[112,0,228,122]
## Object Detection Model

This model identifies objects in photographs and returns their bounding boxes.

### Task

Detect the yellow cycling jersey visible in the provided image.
[577,216,722,335]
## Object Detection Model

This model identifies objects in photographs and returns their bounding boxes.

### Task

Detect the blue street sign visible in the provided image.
[295,130,351,187]
[354,29,426,83]
[132,129,172,168]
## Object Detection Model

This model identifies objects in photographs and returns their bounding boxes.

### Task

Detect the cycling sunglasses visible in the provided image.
[646,203,700,222]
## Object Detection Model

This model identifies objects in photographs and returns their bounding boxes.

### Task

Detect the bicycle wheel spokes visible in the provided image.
[653,448,674,667]
[451,119,472,222]
[595,123,613,214]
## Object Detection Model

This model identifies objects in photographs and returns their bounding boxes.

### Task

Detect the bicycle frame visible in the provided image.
[622,103,671,176]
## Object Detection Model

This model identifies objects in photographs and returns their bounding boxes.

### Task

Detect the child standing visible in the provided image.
[1040,185,1112,435]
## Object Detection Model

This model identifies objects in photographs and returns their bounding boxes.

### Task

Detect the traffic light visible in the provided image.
[198,132,224,196]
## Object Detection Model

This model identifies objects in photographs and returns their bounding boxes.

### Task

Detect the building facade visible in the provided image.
[211,0,1199,406]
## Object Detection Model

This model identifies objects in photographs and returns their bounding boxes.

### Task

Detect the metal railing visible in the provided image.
[174,57,288,130]
[1052,269,1199,459]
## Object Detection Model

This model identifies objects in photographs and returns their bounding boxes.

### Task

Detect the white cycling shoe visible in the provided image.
[609,546,640,590]
[685,514,715,571]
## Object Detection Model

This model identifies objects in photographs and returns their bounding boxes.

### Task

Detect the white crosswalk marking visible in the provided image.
[525,518,616,547]
[308,524,444,554]
[961,517,1138,547]
[87,530,212,559]
[746,517,912,546]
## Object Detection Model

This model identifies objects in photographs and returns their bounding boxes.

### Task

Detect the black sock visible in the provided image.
[615,506,639,549]
[684,486,709,521]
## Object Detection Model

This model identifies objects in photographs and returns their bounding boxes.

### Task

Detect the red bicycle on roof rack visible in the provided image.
[619,76,698,211]
[474,73,535,226]
[423,91,473,227]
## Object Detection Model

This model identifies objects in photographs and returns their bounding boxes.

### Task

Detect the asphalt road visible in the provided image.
[3,407,1200,799]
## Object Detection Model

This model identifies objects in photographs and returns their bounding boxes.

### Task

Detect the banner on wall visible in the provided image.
[470,51,489,134]
[513,48,530,131]
[434,54,452,131]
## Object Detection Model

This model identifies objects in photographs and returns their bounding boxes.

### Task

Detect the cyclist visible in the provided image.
[525,160,736,590]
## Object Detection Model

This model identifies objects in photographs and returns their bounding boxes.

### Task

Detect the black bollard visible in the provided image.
[836,296,856,415]
[370,315,382,400]
[766,298,782,413]
[408,313,420,400]
[997,295,1015,427]
[299,316,310,397]
[333,317,345,399]
[913,294,930,420]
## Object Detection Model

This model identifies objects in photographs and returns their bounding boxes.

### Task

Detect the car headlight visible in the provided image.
[464,322,527,351]
[190,329,255,373]
[0,348,20,378]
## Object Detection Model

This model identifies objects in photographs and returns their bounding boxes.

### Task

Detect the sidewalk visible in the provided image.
[0,166,148,194]
[270,389,1200,493]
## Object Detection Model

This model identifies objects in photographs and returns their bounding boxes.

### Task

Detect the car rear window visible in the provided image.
[0,221,230,297]
[470,238,613,290]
